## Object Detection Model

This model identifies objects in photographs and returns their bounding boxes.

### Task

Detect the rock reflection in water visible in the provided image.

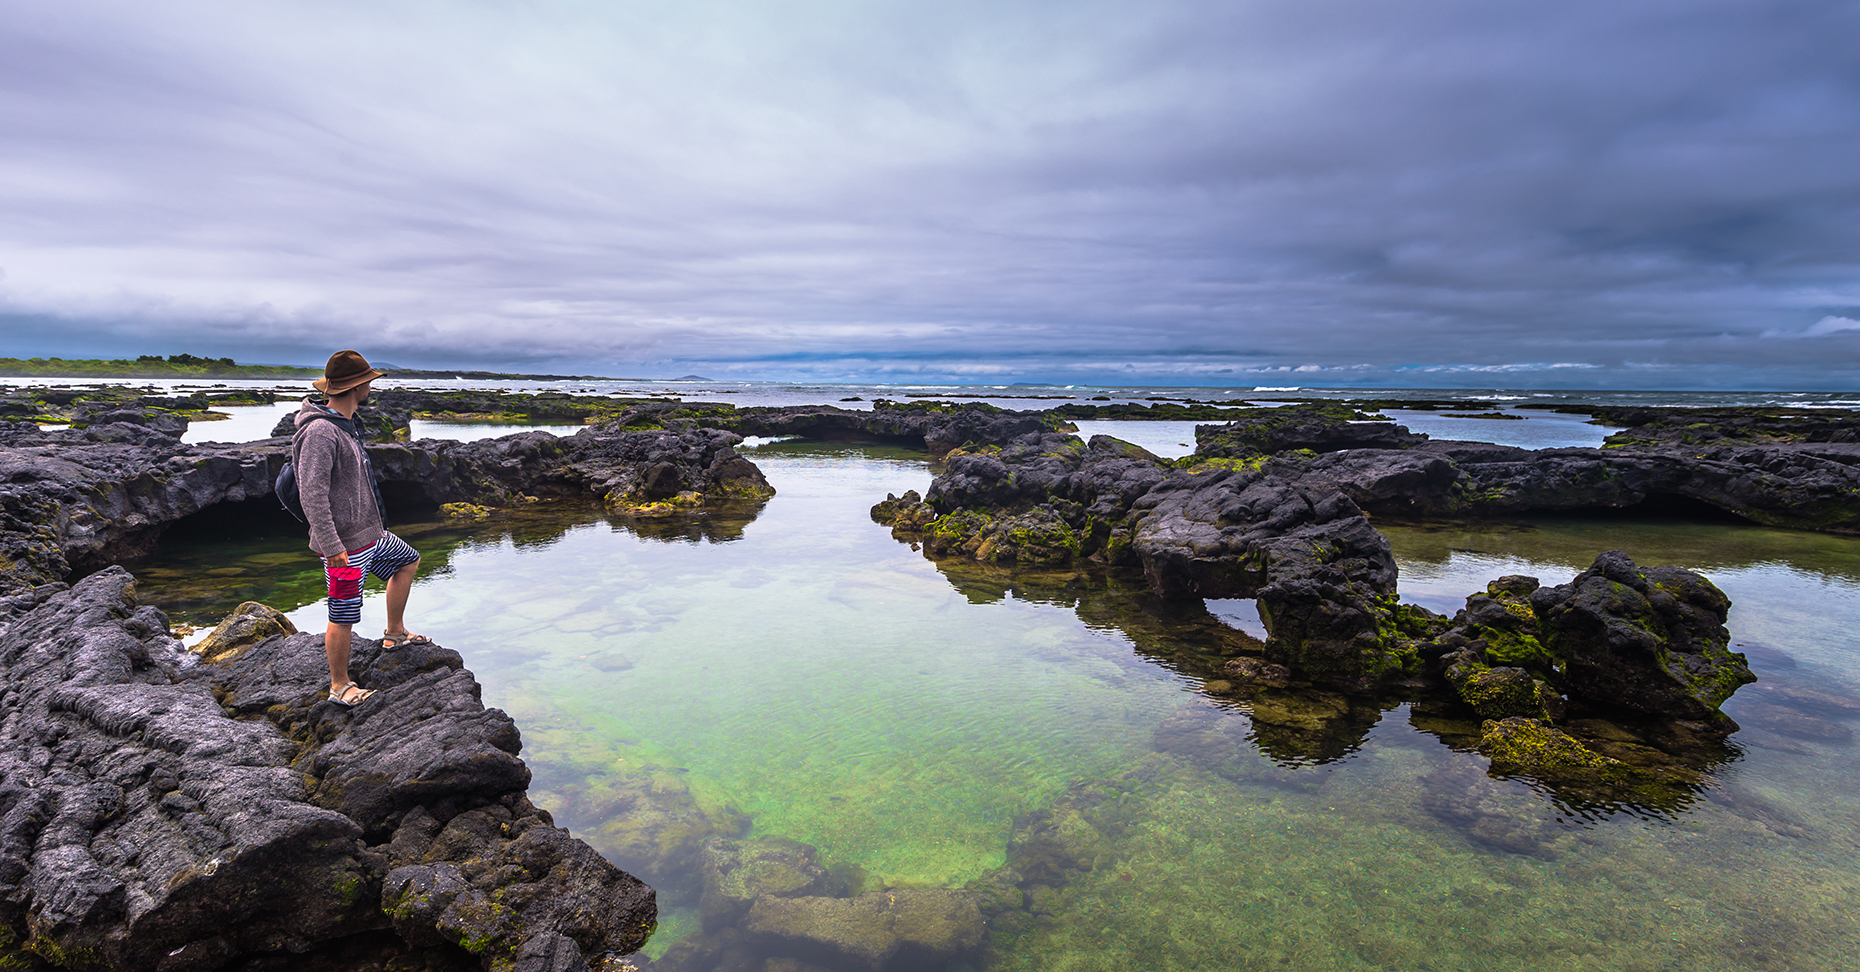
[915,544,1755,817]
[130,498,763,628]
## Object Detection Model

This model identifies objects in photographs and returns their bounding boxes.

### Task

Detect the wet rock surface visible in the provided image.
[740,890,984,972]
[0,568,654,971]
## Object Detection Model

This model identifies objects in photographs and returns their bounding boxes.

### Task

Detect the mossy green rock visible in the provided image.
[984,506,1081,565]
[869,490,935,531]
[1530,551,1754,725]
[1479,717,1621,774]
[1446,662,1558,721]
[1456,576,1554,672]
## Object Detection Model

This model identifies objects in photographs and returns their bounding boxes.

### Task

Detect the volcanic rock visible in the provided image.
[1530,551,1754,725]
[0,568,654,970]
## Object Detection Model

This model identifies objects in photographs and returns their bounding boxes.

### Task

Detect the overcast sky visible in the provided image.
[2,0,1856,387]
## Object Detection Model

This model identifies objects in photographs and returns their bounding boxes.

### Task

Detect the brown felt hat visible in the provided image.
[313,349,385,394]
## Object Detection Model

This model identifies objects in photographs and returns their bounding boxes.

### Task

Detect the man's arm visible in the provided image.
[296,427,346,558]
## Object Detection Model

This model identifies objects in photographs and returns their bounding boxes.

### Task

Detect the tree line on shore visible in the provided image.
[0,353,320,378]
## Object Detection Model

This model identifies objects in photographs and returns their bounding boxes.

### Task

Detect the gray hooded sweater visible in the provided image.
[293,399,384,557]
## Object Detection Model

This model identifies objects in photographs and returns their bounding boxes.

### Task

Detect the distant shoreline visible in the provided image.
[0,356,320,379]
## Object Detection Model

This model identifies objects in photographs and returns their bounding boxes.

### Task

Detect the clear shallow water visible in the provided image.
[407,418,589,441]
[130,439,1860,970]
[1379,408,1612,450]
[1073,411,1611,453]
[174,405,590,445]
[180,402,298,443]
[1068,420,1204,459]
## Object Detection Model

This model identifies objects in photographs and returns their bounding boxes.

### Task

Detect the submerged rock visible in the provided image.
[1478,717,1623,774]
[698,836,831,931]
[0,567,654,971]
[550,768,747,900]
[1419,760,1569,857]
[1222,656,1292,689]
[740,890,984,972]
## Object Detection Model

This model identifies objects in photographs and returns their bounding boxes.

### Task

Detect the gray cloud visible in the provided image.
[1,0,1857,387]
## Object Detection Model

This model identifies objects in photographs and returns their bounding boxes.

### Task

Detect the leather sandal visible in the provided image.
[328,682,374,706]
[381,630,431,650]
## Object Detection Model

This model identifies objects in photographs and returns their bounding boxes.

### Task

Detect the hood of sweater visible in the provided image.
[296,398,345,428]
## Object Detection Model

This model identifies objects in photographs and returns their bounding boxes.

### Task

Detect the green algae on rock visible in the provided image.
[1532,551,1755,726]
[192,599,297,664]
[1479,717,1620,772]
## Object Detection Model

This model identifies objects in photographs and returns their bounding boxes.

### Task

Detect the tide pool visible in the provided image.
[132,433,1860,970]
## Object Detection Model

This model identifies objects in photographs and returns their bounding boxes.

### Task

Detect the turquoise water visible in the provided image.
[133,434,1860,970]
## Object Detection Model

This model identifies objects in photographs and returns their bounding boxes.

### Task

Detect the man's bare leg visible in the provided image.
[326,622,354,695]
[383,558,420,640]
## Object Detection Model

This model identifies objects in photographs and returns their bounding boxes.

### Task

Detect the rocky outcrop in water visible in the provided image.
[263,391,681,442]
[1580,404,1860,447]
[630,400,1074,456]
[0,568,653,971]
[0,386,266,436]
[877,420,1760,734]
[1298,438,1860,533]
[1191,405,1427,458]
[1531,551,1755,724]
[876,431,1417,690]
[0,423,771,595]
[364,427,772,518]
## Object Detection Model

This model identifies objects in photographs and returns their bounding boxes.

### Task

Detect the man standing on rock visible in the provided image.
[295,350,428,706]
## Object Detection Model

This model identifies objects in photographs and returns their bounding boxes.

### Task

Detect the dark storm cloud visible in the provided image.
[1,0,1856,387]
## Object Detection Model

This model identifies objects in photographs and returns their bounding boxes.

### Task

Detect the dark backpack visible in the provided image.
[275,412,383,523]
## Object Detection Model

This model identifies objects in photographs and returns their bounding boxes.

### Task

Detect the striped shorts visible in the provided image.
[324,531,421,626]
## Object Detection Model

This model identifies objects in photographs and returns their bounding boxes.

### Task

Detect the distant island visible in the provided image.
[0,355,636,383]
